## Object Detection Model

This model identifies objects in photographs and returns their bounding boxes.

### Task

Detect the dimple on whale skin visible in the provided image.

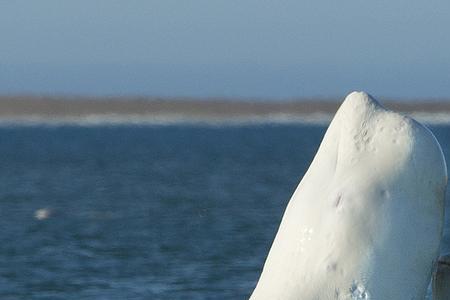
[250,92,447,300]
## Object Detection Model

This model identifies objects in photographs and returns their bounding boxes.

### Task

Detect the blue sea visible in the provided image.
[0,124,449,299]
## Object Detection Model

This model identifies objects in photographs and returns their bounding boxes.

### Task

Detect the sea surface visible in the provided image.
[0,124,449,299]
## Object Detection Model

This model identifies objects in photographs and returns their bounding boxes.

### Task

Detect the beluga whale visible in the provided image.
[250,92,447,300]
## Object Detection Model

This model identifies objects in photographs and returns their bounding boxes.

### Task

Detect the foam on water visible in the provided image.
[350,281,369,300]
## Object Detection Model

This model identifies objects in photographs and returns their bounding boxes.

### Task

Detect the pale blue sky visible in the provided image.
[1,1,449,99]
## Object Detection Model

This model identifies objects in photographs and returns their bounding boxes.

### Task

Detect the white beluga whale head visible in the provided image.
[250,92,447,300]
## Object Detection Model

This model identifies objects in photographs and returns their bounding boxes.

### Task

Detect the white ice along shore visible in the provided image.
[2,110,450,127]
[250,92,448,300]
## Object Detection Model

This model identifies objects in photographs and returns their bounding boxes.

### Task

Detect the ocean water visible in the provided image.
[0,124,448,300]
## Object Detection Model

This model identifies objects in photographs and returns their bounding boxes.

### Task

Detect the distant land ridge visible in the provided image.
[0,96,450,125]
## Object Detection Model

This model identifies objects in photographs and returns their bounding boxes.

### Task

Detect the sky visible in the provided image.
[1,1,449,99]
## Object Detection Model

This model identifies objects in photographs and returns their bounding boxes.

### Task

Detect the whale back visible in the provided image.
[250,92,447,300]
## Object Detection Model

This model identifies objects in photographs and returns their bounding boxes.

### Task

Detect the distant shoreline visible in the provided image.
[1,96,450,125]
